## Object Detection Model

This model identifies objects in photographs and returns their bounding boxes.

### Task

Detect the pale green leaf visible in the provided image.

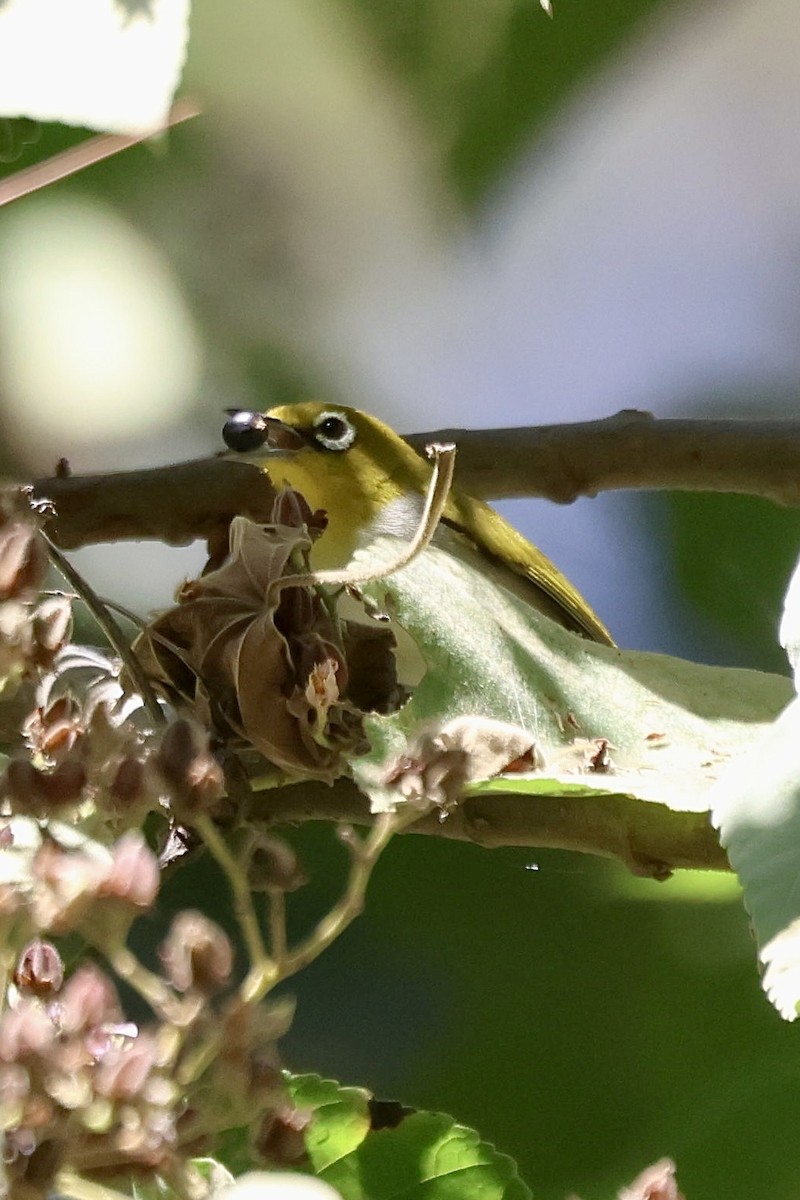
[711,697,800,1019]
[352,539,790,817]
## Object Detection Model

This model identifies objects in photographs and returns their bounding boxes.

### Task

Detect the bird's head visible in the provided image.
[222,401,430,565]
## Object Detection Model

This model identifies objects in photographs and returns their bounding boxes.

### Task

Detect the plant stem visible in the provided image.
[278,809,415,984]
[193,815,276,1001]
[44,535,165,729]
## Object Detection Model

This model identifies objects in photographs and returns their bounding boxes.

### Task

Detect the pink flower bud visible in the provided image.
[159,911,233,993]
[57,965,121,1036]
[99,831,160,909]
[0,1001,55,1061]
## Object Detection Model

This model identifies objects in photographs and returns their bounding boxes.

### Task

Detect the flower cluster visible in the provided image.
[0,492,71,690]
[0,925,301,1200]
[0,490,320,1199]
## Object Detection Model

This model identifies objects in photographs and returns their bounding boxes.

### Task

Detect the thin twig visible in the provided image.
[277,809,419,984]
[0,98,201,210]
[43,534,165,728]
[84,940,190,1027]
[193,815,276,1001]
[97,597,148,631]
[268,888,287,965]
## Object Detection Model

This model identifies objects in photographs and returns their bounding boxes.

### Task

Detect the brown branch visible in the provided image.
[408,410,800,506]
[31,459,278,550]
[28,412,800,551]
[254,777,729,878]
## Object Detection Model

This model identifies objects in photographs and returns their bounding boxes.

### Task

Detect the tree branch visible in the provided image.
[29,413,800,550]
[407,410,800,506]
[258,777,728,877]
[31,459,278,550]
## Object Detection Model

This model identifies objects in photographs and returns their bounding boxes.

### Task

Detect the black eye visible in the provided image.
[313,412,356,451]
[222,410,268,453]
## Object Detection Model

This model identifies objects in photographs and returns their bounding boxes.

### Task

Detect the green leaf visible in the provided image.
[0,116,40,163]
[287,1074,530,1200]
[353,539,791,817]
[670,492,800,672]
[323,1112,530,1200]
[711,696,800,1019]
[288,1074,371,1173]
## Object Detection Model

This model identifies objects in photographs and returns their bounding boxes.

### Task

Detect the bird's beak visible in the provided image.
[260,417,306,453]
[221,410,307,456]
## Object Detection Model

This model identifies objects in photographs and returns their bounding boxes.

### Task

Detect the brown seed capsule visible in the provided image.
[271,486,316,530]
[109,757,146,805]
[270,487,328,540]
[0,517,48,602]
[274,585,316,637]
[33,759,87,806]
[4,759,42,810]
[156,720,224,819]
[31,597,73,669]
[5,756,87,812]
[14,941,64,997]
[248,836,307,894]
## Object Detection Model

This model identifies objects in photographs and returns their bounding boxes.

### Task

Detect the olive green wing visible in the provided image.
[443,490,614,646]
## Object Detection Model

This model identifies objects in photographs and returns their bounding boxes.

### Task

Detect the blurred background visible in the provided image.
[2,0,800,1195]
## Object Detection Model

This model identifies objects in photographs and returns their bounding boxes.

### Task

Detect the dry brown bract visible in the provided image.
[136,495,399,782]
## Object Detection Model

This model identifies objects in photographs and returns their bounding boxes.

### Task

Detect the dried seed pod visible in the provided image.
[109,756,146,805]
[0,511,48,602]
[271,486,327,539]
[31,596,73,669]
[34,759,87,806]
[248,836,306,894]
[156,720,224,819]
[4,758,42,810]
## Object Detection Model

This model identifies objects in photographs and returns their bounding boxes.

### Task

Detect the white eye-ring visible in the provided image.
[313,411,357,451]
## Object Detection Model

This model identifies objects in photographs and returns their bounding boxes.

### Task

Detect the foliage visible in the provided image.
[1,2,800,1199]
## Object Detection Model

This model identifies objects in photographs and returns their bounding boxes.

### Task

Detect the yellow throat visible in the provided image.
[222,401,614,646]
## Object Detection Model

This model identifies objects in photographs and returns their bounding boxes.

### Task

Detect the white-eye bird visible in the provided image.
[221,401,613,646]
